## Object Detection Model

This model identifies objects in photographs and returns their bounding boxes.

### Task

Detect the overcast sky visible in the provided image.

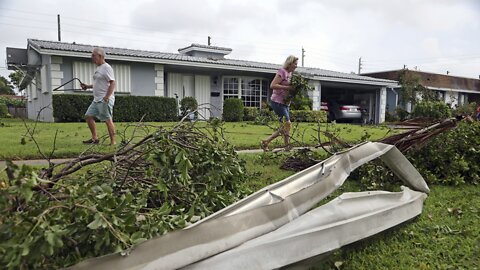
[1,0,479,81]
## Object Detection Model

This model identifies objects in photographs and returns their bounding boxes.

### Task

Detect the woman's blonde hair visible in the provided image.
[283,55,299,69]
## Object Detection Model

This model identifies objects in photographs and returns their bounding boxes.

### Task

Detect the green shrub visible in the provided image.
[453,102,477,117]
[179,96,198,118]
[53,94,178,122]
[243,107,259,121]
[253,109,275,125]
[0,102,8,117]
[385,110,399,122]
[290,97,313,110]
[290,110,327,122]
[396,107,410,121]
[411,101,451,119]
[0,96,26,107]
[223,98,244,122]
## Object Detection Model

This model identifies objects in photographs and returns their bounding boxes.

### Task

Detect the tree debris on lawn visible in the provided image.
[281,117,462,171]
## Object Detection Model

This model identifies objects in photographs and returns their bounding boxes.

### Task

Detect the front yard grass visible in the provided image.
[0,118,394,160]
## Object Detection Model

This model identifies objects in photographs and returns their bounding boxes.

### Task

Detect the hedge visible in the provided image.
[247,108,327,123]
[243,107,259,121]
[0,96,26,107]
[52,94,178,122]
[0,102,8,117]
[290,110,327,122]
[411,101,451,119]
[223,98,244,122]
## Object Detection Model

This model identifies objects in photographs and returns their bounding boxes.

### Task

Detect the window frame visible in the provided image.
[222,76,269,109]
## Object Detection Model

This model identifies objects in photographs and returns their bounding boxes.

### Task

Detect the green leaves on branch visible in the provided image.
[352,121,480,189]
[0,121,251,269]
[287,74,314,110]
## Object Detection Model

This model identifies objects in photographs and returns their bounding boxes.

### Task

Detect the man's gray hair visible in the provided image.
[92,47,106,58]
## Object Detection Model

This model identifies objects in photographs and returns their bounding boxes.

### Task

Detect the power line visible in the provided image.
[0,22,55,31]
[0,7,54,17]
[0,14,57,25]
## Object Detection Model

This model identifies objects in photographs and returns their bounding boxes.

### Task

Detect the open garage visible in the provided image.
[320,82,382,123]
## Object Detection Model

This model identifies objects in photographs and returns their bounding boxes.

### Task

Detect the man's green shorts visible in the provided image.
[85,99,114,121]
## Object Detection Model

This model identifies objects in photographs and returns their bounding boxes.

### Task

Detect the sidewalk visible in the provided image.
[0,147,301,169]
[0,158,74,169]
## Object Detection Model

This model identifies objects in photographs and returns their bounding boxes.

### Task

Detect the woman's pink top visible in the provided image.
[270,68,291,105]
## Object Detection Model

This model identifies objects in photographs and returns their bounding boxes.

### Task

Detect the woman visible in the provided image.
[261,55,298,151]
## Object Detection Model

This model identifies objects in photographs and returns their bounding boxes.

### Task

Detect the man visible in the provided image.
[80,47,116,145]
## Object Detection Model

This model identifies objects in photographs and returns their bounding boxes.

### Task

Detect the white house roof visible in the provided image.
[28,39,396,86]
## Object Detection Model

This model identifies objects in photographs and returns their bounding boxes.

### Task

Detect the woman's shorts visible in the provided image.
[85,99,114,121]
[270,101,290,122]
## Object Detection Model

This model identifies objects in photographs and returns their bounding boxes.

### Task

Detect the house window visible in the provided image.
[223,77,239,98]
[73,61,131,93]
[223,77,269,108]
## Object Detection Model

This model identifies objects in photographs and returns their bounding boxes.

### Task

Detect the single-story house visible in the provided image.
[7,39,397,123]
[363,69,480,112]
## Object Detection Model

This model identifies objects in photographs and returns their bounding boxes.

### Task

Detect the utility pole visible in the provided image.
[208,36,211,46]
[301,47,305,67]
[358,57,362,74]
[57,14,61,41]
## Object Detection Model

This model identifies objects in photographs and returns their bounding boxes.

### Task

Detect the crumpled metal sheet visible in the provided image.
[67,142,429,270]
[183,187,427,269]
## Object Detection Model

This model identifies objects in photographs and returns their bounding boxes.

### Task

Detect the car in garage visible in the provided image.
[327,100,362,122]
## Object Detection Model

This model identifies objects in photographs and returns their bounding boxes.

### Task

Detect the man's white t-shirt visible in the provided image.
[92,63,115,102]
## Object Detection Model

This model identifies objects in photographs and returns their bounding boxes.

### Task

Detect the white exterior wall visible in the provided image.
[378,87,387,123]
[167,73,183,99]
[27,55,57,122]
[309,81,321,111]
[50,56,64,92]
[154,64,164,96]
[40,66,47,94]
[183,75,195,97]
[195,75,211,119]
[111,64,131,93]
[167,73,212,119]
[445,91,458,107]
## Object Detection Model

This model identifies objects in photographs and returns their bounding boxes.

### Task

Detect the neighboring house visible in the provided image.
[6,39,396,123]
[363,69,480,113]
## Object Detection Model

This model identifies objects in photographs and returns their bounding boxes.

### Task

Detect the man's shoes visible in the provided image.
[82,138,99,144]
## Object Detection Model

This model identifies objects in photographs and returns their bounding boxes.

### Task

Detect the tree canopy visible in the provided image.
[0,76,15,95]
[8,70,23,91]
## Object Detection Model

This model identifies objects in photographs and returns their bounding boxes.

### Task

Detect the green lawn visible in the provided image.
[0,118,394,160]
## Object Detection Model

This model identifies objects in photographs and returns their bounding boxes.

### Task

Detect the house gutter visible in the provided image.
[425,85,480,94]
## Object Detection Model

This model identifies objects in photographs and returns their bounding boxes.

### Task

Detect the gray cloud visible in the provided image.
[1,0,479,79]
